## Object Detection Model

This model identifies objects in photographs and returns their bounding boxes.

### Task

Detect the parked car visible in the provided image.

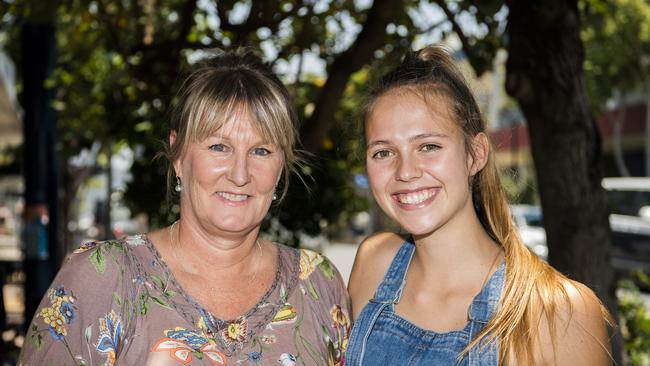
[602,177,650,274]
[510,204,548,260]
[512,178,650,276]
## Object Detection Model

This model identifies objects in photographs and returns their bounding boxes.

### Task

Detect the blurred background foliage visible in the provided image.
[0,0,648,244]
[1,0,650,362]
[0,0,507,245]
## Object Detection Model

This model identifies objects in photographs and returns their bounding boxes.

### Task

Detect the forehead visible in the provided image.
[192,104,270,143]
[365,90,459,139]
[211,109,262,138]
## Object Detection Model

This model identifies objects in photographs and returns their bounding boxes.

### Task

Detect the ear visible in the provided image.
[467,132,489,176]
[169,130,181,177]
[169,129,177,147]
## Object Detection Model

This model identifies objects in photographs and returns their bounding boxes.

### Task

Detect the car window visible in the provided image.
[523,210,543,227]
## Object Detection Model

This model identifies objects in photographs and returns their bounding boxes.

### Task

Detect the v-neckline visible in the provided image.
[137,234,300,353]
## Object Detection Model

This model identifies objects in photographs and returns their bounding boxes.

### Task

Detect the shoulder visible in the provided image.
[21,238,141,359]
[66,235,143,273]
[348,232,406,320]
[534,279,612,365]
[296,247,342,285]
[289,246,350,307]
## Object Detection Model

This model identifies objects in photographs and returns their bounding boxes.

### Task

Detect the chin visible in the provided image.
[208,216,251,233]
[397,219,442,236]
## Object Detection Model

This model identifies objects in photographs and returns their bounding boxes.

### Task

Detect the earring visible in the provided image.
[175,176,183,192]
[272,192,278,201]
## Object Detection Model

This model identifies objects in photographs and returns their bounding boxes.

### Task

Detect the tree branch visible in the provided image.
[300,0,405,152]
[218,0,303,43]
[432,0,473,55]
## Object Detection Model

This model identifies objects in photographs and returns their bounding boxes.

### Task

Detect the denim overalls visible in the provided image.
[345,238,505,365]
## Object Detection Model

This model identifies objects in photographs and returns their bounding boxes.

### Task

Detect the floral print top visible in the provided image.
[19,235,351,366]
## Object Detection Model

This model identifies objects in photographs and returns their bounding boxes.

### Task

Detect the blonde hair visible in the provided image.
[163,48,302,201]
[362,45,612,364]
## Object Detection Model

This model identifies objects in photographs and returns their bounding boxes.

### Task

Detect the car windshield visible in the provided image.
[607,190,650,216]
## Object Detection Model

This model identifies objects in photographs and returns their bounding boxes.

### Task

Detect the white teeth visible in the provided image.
[397,189,434,205]
[217,192,248,202]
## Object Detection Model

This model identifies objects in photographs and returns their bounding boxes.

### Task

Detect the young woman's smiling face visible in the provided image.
[174,109,284,238]
[365,91,485,236]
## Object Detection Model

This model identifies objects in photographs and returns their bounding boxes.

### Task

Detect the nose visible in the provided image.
[395,156,421,182]
[227,153,251,186]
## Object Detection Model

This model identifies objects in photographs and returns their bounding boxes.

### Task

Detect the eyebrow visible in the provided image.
[366,133,449,149]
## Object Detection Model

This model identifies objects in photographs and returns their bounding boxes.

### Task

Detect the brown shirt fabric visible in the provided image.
[19,235,351,366]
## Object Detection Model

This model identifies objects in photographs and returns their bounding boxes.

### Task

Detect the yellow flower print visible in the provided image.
[299,249,324,280]
[40,307,67,337]
[221,318,248,347]
[271,304,297,325]
[38,285,77,341]
[330,305,351,354]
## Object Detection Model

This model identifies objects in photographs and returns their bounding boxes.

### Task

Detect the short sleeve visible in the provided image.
[19,240,132,366]
[298,249,352,365]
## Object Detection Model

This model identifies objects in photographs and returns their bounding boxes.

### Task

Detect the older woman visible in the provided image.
[20,49,350,366]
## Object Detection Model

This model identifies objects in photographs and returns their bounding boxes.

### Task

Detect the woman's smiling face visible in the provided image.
[175,109,284,238]
[365,91,483,236]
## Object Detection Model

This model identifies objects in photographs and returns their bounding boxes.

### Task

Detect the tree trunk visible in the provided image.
[612,92,629,177]
[504,0,621,361]
[643,80,650,176]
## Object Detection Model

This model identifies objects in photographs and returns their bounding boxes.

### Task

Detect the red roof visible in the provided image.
[490,103,648,152]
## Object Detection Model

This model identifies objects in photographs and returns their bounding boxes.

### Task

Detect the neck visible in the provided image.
[411,202,501,277]
[172,218,262,272]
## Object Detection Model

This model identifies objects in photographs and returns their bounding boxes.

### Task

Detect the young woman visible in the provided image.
[346,46,612,365]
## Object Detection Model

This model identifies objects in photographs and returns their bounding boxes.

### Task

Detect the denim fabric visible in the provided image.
[346,238,505,365]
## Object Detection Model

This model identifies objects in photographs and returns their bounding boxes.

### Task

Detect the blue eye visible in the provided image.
[371,150,393,159]
[209,143,227,152]
[253,147,272,156]
[420,143,441,152]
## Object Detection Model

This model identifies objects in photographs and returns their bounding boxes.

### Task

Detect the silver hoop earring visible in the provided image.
[175,176,183,192]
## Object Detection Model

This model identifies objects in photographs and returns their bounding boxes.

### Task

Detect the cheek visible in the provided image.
[187,159,223,185]
[366,163,392,198]
[251,159,283,192]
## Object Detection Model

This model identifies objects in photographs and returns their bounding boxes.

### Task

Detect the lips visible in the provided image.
[392,187,439,206]
[216,191,249,202]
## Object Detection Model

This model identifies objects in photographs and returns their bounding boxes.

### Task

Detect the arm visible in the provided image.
[19,241,129,366]
[347,232,404,320]
[533,280,612,365]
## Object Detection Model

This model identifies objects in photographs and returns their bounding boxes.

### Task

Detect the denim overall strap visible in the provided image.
[467,262,506,365]
[373,237,416,303]
[345,238,416,365]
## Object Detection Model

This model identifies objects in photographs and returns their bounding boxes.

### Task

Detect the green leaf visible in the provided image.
[140,294,149,315]
[151,295,172,309]
[164,290,176,298]
[113,292,123,305]
[318,259,335,280]
[90,249,106,273]
[150,275,165,289]
[36,333,43,350]
[308,280,319,300]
